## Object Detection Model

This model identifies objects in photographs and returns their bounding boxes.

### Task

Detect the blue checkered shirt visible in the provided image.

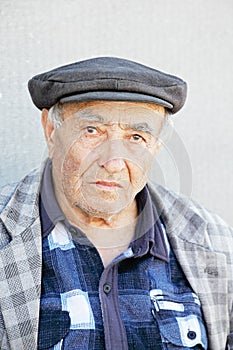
[38,160,208,349]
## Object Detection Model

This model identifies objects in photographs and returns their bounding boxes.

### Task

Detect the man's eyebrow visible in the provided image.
[77,112,104,123]
[128,122,154,133]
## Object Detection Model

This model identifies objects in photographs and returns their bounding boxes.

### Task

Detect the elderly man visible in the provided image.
[0,57,232,350]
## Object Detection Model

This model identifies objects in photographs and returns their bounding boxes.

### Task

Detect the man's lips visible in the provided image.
[91,180,123,189]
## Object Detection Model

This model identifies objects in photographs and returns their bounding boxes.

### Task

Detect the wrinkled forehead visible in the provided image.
[61,101,166,128]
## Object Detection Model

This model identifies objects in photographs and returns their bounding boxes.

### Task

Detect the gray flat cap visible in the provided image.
[28,57,187,114]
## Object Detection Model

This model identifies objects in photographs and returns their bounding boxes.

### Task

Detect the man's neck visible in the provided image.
[54,184,138,251]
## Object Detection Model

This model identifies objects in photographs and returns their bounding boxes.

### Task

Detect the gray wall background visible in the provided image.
[0,0,232,225]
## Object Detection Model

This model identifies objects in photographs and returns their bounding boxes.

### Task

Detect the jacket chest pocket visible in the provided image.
[150,289,208,349]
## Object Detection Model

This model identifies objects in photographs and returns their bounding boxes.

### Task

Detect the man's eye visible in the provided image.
[86,126,98,134]
[131,134,144,142]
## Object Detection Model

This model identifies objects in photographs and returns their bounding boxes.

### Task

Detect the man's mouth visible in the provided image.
[92,180,122,190]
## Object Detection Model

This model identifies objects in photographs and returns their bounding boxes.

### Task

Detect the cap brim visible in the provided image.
[60,91,173,110]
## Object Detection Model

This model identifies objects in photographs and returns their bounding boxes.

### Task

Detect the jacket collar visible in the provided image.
[0,166,43,238]
[147,181,210,249]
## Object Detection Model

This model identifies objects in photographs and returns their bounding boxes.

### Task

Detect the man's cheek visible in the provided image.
[62,141,96,172]
[62,157,80,173]
[61,161,82,200]
[131,154,154,176]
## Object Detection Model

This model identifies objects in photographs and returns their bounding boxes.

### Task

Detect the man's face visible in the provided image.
[47,101,165,218]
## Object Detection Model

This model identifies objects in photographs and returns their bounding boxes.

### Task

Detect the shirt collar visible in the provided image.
[40,158,169,262]
[131,185,169,262]
[40,158,66,237]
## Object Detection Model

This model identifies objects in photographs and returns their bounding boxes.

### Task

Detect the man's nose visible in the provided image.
[97,139,127,173]
[100,158,126,173]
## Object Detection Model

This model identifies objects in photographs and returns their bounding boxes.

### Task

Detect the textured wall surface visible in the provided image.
[0,0,232,225]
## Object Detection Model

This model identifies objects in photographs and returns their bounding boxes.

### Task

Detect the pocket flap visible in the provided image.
[158,315,207,348]
[38,310,70,349]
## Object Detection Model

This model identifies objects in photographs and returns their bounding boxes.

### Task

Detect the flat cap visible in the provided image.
[28,57,187,114]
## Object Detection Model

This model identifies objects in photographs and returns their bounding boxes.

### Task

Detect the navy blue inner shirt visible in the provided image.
[38,158,208,350]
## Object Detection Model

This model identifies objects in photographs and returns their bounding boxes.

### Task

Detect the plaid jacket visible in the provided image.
[0,166,232,350]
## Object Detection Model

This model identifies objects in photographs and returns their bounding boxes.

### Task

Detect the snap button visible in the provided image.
[103,283,111,294]
[187,330,196,340]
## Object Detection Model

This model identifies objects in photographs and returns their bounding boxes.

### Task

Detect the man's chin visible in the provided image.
[73,200,131,219]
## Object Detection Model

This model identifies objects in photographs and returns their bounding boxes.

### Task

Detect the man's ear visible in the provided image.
[41,108,55,157]
[41,109,54,141]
